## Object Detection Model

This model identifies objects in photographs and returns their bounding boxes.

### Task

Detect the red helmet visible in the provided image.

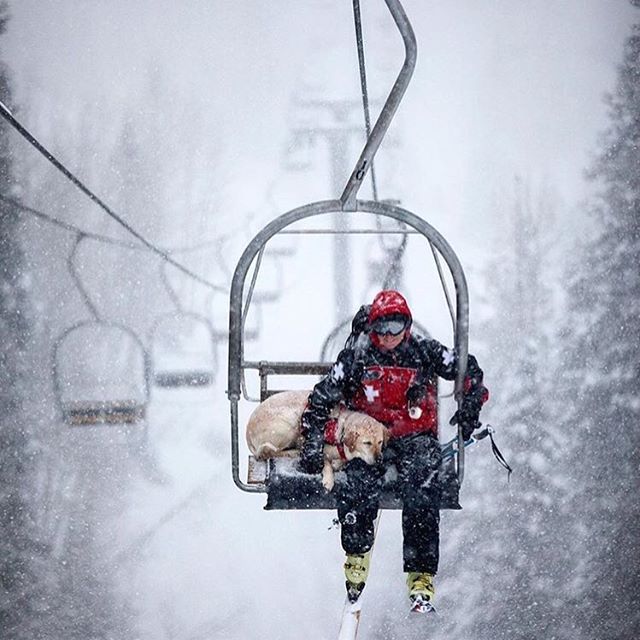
[368,290,412,346]
[368,290,412,323]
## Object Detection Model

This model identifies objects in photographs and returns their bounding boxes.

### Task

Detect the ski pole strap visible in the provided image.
[486,428,513,480]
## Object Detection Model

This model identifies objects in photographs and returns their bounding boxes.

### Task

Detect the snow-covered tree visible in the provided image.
[0,3,52,637]
[452,178,572,640]
[558,16,640,639]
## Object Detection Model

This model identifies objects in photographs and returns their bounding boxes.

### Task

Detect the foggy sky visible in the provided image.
[5,1,636,240]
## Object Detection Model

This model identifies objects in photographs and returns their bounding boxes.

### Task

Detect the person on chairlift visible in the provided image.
[300,289,488,612]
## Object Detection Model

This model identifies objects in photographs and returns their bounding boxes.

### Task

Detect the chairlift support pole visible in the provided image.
[288,101,362,323]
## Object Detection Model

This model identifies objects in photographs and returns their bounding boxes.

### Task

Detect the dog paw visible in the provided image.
[322,469,335,492]
[322,477,335,492]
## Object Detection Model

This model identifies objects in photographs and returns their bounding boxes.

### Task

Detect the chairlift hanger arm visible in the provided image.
[340,0,417,210]
[161,256,184,313]
[69,233,102,321]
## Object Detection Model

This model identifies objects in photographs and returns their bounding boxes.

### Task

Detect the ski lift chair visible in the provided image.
[150,260,218,388]
[53,234,151,426]
[228,0,472,510]
[229,204,468,510]
[150,312,218,388]
[54,320,150,425]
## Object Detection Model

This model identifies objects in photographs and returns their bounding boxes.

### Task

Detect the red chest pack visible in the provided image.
[350,365,438,438]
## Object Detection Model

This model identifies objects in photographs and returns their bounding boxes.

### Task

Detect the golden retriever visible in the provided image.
[246,390,388,491]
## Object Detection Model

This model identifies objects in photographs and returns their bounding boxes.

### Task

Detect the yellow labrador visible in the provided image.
[246,390,388,491]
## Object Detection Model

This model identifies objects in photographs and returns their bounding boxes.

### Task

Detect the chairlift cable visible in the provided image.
[352,0,379,203]
[0,193,137,248]
[0,193,228,290]
[0,103,224,292]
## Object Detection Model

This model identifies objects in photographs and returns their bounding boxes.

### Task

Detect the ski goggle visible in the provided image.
[370,316,408,336]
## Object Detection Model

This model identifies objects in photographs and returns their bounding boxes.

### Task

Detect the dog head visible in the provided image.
[341,412,388,465]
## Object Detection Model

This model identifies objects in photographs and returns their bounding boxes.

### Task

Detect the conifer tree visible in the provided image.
[455,179,572,640]
[0,3,48,637]
[559,15,640,638]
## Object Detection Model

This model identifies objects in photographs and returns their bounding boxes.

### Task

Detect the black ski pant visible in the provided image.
[335,433,442,575]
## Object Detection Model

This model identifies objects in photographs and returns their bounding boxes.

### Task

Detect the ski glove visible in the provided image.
[449,406,481,441]
[406,384,426,406]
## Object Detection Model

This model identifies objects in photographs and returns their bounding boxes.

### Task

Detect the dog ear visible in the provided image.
[343,427,359,453]
[382,426,390,447]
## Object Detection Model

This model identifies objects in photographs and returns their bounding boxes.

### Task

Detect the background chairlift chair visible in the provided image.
[150,259,218,388]
[53,234,150,426]
[228,0,471,510]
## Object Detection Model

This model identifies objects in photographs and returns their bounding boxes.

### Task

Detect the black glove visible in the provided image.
[406,384,426,406]
[449,406,481,441]
[299,429,324,474]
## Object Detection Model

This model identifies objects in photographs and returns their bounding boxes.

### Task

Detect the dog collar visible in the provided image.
[324,418,348,461]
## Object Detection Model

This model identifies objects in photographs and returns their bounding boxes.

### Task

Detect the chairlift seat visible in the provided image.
[248,455,461,510]
[241,360,461,510]
[154,370,214,388]
[229,201,472,504]
[149,311,217,389]
[62,399,145,425]
[54,320,151,427]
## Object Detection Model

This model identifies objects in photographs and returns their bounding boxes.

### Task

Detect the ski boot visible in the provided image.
[406,572,436,614]
[344,552,371,603]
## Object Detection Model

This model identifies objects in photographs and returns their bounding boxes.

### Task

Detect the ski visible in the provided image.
[338,596,363,640]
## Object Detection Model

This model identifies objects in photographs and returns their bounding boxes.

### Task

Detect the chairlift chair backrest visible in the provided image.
[149,311,218,388]
[53,319,151,426]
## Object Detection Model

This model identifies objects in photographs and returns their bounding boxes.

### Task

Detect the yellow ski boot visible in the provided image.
[344,552,371,603]
[406,572,436,613]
